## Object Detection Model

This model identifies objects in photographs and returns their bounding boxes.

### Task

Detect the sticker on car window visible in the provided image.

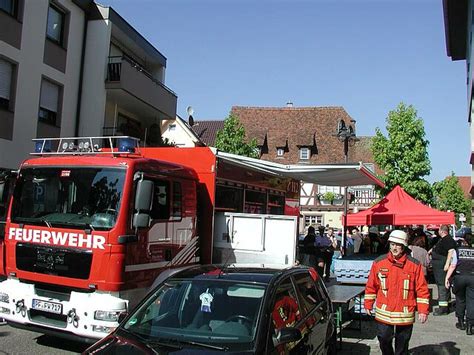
[199,289,213,313]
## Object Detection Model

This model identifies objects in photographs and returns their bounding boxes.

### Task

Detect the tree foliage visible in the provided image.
[215,113,259,158]
[433,174,471,227]
[371,103,432,203]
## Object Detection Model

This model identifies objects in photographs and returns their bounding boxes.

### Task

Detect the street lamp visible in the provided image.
[336,120,357,253]
[336,119,356,163]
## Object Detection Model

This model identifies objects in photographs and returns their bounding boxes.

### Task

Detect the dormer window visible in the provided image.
[276,139,289,157]
[300,147,310,160]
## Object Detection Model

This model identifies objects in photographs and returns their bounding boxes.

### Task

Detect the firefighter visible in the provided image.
[364,230,430,354]
[445,244,474,335]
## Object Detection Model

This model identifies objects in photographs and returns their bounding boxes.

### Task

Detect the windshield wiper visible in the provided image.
[145,336,228,351]
[172,339,229,351]
[121,329,182,352]
[14,217,52,228]
[43,220,96,232]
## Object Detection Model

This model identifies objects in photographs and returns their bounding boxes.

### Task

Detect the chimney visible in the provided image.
[286,101,293,108]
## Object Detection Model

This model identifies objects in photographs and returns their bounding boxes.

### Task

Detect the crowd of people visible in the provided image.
[299,225,338,282]
[299,223,474,353]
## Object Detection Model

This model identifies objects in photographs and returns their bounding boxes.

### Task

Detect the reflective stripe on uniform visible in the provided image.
[416,298,429,304]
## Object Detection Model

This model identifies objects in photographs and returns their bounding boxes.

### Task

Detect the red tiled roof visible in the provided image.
[231,106,376,166]
[456,176,472,198]
[191,120,225,146]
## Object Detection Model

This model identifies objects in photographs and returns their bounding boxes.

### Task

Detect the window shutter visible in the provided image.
[40,80,59,112]
[0,58,12,100]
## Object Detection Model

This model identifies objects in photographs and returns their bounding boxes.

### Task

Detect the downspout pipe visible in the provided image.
[74,7,89,137]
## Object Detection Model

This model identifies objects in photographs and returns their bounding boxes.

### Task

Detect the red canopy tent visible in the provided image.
[346,185,455,226]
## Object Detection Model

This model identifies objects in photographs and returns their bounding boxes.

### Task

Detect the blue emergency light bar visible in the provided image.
[118,137,136,153]
[31,136,140,156]
[34,140,52,153]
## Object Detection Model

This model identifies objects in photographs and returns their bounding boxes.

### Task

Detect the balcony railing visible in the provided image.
[107,55,177,98]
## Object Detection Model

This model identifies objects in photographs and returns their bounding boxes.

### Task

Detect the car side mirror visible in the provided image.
[118,311,129,323]
[273,327,302,347]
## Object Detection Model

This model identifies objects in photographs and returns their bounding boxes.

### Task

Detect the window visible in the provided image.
[299,147,310,160]
[244,189,266,214]
[46,4,65,45]
[318,185,341,194]
[150,179,170,220]
[293,273,323,314]
[268,193,284,214]
[304,215,322,228]
[0,58,13,110]
[118,113,142,138]
[277,148,284,157]
[271,277,301,331]
[171,182,182,219]
[0,0,16,16]
[215,185,243,212]
[168,124,176,131]
[39,79,60,125]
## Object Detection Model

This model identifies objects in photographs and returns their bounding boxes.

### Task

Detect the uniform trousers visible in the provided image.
[432,259,451,308]
[376,321,413,355]
[453,274,474,322]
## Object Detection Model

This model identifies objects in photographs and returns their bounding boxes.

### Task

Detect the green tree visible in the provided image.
[433,174,471,227]
[215,113,259,158]
[371,102,432,203]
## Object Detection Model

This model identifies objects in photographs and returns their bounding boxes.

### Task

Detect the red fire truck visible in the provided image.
[0,136,300,341]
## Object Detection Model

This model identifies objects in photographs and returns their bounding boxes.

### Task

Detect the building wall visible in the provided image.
[469,0,474,227]
[78,17,111,137]
[0,0,86,169]
[161,119,199,147]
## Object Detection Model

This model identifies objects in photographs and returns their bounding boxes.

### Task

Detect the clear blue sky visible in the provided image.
[99,0,469,183]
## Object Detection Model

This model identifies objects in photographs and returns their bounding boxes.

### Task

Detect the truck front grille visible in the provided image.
[29,309,68,328]
[16,243,93,279]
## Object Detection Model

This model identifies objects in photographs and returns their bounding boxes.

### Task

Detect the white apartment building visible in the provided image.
[443,0,474,225]
[0,0,177,171]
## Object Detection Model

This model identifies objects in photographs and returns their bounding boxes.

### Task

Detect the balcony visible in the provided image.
[105,56,177,120]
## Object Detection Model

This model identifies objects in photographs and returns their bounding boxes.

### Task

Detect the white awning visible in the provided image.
[216,150,384,187]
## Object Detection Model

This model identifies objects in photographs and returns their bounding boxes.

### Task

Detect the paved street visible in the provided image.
[0,325,89,354]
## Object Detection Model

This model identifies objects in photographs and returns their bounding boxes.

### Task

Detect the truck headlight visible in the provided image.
[92,325,116,333]
[0,292,9,303]
[94,310,122,322]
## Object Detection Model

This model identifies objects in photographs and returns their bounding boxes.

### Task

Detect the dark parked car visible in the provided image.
[84,264,336,354]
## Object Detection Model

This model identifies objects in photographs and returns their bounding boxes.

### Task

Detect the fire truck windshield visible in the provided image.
[11,167,126,230]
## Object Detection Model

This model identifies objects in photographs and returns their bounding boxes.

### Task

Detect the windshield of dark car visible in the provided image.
[11,167,126,230]
[123,279,266,351]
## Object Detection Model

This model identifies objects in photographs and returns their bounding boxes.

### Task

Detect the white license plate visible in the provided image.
[32,299,62,314]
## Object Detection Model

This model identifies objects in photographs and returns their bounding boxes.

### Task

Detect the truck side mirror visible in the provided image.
[133,179,154,228]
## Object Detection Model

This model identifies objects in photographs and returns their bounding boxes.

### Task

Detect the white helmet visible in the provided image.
[388,230,408,246]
